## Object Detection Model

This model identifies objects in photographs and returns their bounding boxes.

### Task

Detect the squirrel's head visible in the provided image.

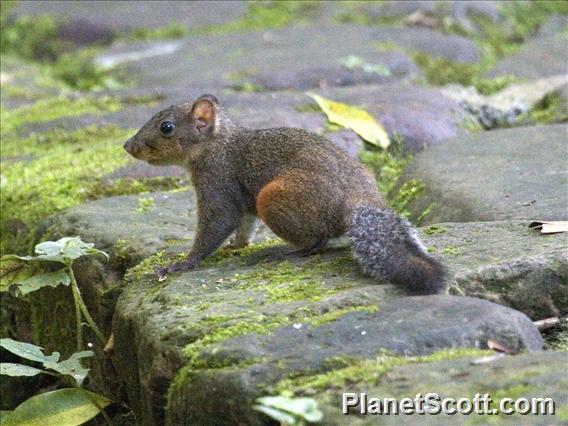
[124,94,220,166]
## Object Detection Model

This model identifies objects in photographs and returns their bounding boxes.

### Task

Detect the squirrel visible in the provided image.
[124,94,447,294]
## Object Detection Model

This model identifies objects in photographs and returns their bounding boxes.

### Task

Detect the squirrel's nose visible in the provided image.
[124,137,138,155]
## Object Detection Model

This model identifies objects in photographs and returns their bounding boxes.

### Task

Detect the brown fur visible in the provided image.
[124,94,447,294]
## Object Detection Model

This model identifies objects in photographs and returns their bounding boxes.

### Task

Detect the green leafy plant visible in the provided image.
[0,237,112,424]
[1,237,108,351]
[253,395,323,425]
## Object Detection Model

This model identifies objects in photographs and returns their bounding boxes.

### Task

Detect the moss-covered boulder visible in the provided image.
[279,351,567,425]
[115,252,542,424]
[403,124,568,223]
[424,221,568,319]
[11,189,564,423]
[487,34,568,79]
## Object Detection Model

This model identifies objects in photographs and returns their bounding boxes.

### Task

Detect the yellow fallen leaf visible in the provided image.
[307,93,390,148]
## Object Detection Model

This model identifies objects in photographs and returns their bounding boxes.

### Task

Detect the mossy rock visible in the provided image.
[288,351,567,425]
[94,24,445,90]
[8,188,565,422]
[403,124,568,224]
[487,34,568,80]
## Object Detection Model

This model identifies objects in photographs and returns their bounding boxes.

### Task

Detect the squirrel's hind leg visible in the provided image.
[256,173,340,250]
[226,214,259,249]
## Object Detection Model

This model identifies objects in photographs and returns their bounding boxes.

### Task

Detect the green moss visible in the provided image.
[0,95,125,135]
[198,1,321,34]
[1,14,65,62]
[411,52,520,95]
[136,196,156,213]
[334,2,405,26]
[86,177,187,200]
[201,238,283,267]
[50,49,126,91]
[0,124,132,255]
[543,320,568,351]
[294,102,324,114]
[229,81,265,93]
[1,14,123,91]
[183,304,378,371]
[235,258,354,303]
[423,225,448,236]
[113,239,132,267]
[123,252,167,282]
[276,348,490,394]
[360,135,434,223]
[520,90,568,125]
[304,305,378,327]
[129,23,188,41]
[29,286,77,357]
[371,41,401,52]
[442,245,462,256]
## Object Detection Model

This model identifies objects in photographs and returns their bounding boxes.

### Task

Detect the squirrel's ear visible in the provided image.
[191,98,216,135]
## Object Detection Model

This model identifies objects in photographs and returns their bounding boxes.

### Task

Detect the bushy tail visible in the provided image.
[346,206,447,295]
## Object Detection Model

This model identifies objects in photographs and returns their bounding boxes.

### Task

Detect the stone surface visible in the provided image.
[21,83,473,155]
[167,297,543,425]
[305,351,568,425]
[23,188,565,423]
[441,74,568,128]
[487,35,568,79]
[426,221,568,320]
[403,124,568,223]
[10,0,248,43]
[94,23,480,91]
[0,57,58,109]
[535,14,568,39]
[95,25,423,91]
[347,0,502,34]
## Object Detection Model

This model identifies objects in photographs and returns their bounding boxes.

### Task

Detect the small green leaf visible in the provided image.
[307,93,390,148]
[3,388,111,426]
[339,55,391,77]
[0,339,60,364]
[15,269,70,296]
[0,257,39,293]
[253,405,296,425]
[255,396,323,424]
[0,339,94,385]
[0,363,45,377]
[3,238,109,266]
[0,411,13,423]
[45,351,93,386]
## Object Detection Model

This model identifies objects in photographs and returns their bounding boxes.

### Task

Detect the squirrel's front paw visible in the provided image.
[155,260,198,281]
[224,239,249,250]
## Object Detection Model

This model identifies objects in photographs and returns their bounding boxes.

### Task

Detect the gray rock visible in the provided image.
[10,0,248,44]
[19,83,472,155]
[371,26,481,63]
[95,25,422,90]
[21,189,565,424]
[441,75,568,128]
[311,84,473,151]
[423,221,568,320]
[167,296,542,425]
[535,14,568,39]
[346,0,502,34]
[0,56,58,109]
[306,351,568,425]
[487,35,568,80]
[403,124,568,223]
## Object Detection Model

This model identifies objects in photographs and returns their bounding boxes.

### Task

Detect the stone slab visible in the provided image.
[403,124,568,223]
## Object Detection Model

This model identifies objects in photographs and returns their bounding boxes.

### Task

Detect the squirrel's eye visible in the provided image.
[160,121,175,135]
